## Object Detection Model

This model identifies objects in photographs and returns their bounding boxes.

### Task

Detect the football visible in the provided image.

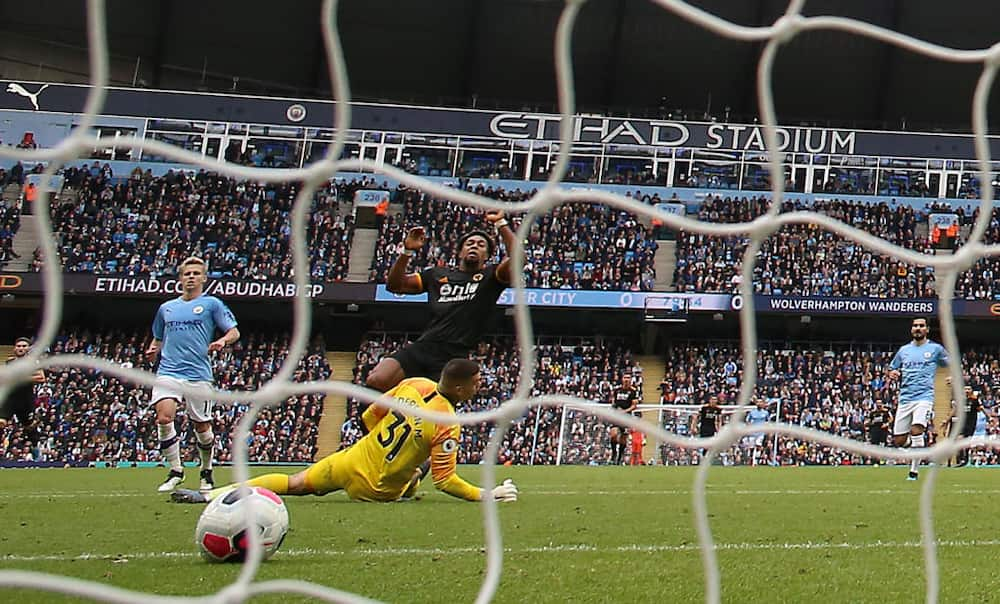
[195,487,289,563]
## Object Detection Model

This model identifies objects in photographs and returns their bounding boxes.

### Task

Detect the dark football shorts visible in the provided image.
[390,340,470,382]
[0,389,34,422]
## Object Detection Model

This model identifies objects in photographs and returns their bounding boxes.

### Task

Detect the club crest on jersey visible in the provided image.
[441,439,457,453]
[472,273,483,282]
[924,351,931,358]
[192,305,205,315]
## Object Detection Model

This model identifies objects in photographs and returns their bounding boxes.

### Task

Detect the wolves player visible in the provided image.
[886,317,948,481]
[609,372,641,465]
[172,359,518,504]
[0,337,46,433]
[692,395,723,463]
[145,257,240,493]
[365,210,514,391]
[694,395,724,439]
[952,385,983,467]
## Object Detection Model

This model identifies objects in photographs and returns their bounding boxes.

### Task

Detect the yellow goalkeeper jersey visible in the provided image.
[329,377,481,501]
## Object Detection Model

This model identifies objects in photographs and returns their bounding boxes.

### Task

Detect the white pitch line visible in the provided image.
[533,489,1000,496]
[0,493,150,499]
[4,488,1000,499]
[3,539,1000,563]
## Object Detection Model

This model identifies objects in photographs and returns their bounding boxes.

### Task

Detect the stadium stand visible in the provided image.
[369,185,659,291]
[0,195,21,268]
[0,328,330,465]
[37,169,355,281]
[657,342,998,466]
[343,332,641,465]
[673,195,938,297]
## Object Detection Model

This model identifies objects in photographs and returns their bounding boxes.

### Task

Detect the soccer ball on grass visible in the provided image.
[195,486,289,562]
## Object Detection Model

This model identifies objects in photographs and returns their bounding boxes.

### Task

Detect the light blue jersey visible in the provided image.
[747,407,769,425]
[889,340,948,405]
[152,295,237,382]
[975,411,988,437]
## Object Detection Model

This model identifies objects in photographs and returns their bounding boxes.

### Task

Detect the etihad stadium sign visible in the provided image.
[2,82,1000,159]
[489,113,857,154]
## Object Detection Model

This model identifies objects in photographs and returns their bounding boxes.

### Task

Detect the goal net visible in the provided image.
[0,0,993,602]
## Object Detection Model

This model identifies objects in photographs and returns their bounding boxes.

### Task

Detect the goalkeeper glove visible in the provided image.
[490,479,518,502]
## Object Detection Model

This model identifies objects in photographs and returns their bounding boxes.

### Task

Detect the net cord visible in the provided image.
[0,0,996,601]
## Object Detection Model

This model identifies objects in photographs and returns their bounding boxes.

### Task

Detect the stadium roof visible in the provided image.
[2,0,1000,132]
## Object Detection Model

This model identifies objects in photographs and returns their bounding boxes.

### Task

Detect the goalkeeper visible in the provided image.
[171,359,518,504]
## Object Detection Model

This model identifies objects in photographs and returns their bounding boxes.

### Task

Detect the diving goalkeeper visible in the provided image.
[171,358,518,503]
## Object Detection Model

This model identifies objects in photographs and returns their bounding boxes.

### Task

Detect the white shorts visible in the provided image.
[150,376,214,423]
[893,400,933,435]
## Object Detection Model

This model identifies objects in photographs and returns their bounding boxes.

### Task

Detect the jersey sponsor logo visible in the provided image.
[438,281,480,303]
[441,438,457,453]
[166,319,202,331]
[192,305,205,315]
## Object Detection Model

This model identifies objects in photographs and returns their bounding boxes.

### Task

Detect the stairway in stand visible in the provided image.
[313,351,359,460]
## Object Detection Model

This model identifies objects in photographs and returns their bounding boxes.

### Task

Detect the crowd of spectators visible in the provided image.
[0,197,21,267]
[370,185,659,291]
[6,324,1000,468]
[0,328,330,465]
[342,332,641,465]
[344,333,1000,468]
[674,195,937,297]
[656,342,1000,466]
[38,168,356,282]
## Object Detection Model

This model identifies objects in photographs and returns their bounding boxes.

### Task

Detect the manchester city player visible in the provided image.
[145,257,240,493]
[887,317,948,481]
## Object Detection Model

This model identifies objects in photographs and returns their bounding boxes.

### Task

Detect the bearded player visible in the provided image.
[171,359,518,504]
[0,337,46,439]
[609,372,641,465]
[886,317,948,481]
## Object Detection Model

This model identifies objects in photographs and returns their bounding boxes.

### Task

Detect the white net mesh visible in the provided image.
[0,0,995,602]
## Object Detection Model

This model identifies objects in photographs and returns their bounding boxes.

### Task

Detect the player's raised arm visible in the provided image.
[486,210,515,284]
[386,226,427,294]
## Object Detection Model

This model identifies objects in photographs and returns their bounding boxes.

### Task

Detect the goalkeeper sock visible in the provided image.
[247,473,290,494]
[157,422,182,472]
[195,428,214,471]
[208,474,290,502]
[909,433,925,473]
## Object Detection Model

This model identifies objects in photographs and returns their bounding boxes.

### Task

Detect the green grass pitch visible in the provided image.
[0,465,997,603]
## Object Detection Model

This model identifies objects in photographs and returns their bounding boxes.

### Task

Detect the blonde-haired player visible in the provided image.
[171,359,518,504]
[146,256,240,493]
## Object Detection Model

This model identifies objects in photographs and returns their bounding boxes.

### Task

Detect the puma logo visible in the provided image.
[6,83,50,111]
